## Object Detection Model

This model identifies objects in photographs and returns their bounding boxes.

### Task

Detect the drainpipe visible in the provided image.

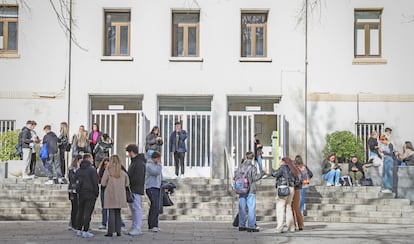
[67,0,72,129]
[304,0,309,163]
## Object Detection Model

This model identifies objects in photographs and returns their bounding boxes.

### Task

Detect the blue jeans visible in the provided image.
[147,150,154,161]
[238,193,256,229]
[257,156,263,173]
[300,187,307,214]
[323,169,341,185]
[146,187,160,229]
[100,186,107,226]
[382,156,393,190]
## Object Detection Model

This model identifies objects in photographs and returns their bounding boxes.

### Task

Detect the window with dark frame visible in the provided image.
[0,5,18,54]
[172,12,200,57]
[241,12,268,57]
[104,11,130,56]
[354,9,382,58]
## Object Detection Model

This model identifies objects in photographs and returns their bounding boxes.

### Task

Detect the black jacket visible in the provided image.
[19,126,32,149]
[272,164,296,188]
[93,141,113,164]
[43,131,59,154]
[68,167,77,193]
[75,160,99,198]
[128,153,146,195]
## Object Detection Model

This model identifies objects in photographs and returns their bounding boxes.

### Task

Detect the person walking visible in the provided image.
[101,155,130,237]
[145,151,162,232]
[169,120,187,179]
[236,151,264,232]
[43,125,64,185]
[272,157,299,233]
[126,144,146,236]
[75,153,99,238]
[68,154,82,230]
[145,126,163,160]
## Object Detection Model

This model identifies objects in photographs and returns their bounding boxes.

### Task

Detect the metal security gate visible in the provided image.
[228,112,255,167]
[91,110,149,167]
[228,112,288,170]
[356,122,384,162]
[0,120,16,135]
[159,111,212,178]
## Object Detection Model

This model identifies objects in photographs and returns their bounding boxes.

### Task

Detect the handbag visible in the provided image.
[126,186,134,203]
[277,185,290,197]
[360,178,373,186]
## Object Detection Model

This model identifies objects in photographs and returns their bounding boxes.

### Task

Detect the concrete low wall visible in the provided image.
[397,166,414,201]
[365,165,414,201]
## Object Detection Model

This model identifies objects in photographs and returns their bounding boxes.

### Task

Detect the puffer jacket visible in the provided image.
[75,160,99,198]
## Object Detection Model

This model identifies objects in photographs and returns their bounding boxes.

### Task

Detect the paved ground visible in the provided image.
[0,220,413,244]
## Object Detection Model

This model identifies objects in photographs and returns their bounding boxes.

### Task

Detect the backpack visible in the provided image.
[234,164,252,195]
[39,144,49,162]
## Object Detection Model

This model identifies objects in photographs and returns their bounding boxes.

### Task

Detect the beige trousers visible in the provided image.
[276,186,295,232]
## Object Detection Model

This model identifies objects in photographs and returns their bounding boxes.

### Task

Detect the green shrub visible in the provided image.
[0,130,20,162]
[323,131,365,164]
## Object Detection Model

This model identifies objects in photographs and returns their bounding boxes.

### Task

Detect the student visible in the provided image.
[348,155,364,186]
[101,155,130,237]
[75,153,99,238]
[126,144,146,236]
[322,153,341,186]
[68,155,82,230]
[272,157,299,233]
[145,151,162,232]
[236,151,264,232]
[43,125,64,185]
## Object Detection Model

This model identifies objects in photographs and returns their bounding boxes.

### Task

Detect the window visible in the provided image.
[104,11,130,56]
[172,12,200,57]
[354,10,382,57]
[0,6,18,54]
[241,12,267,57]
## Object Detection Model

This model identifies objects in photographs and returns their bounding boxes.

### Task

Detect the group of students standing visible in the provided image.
[68,144,163,238]
[235,151,313,233]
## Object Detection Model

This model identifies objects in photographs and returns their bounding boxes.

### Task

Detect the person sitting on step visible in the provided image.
[348,155,364,186]
[322,153,341,186]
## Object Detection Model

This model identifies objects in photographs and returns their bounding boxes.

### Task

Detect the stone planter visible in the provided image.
[0,160,25,179]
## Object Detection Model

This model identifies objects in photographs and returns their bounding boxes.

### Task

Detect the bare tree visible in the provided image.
[48,0,86,51]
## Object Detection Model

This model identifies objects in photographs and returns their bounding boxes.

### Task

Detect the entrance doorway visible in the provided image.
[90,95,148,167]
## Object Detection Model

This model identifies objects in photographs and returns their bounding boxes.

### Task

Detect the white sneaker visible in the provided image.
[335,183,342,186]
[98,224,106,230]
[128,228,142,236]
[381,189,392,193]
[44,180,54,185]
[22,175,34,180]
[82,231,94,238]
[326,183,333,186]
[75,230,82,236]
[152,227,159,232]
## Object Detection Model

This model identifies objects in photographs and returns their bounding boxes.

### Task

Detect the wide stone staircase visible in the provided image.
[1,177,414,224]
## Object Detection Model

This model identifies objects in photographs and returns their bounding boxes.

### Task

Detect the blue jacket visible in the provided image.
[169,130,187,153]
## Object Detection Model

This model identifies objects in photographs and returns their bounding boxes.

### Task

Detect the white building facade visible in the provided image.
[1,0,413,181]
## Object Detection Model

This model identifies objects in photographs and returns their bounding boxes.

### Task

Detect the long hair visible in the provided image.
[70,155,82,169]
[405,141,414,151]
[98,157,110,171]
[108,155,121,178]
[60,122,68,137]
[282,157,300,177]
[295,155,304,166]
